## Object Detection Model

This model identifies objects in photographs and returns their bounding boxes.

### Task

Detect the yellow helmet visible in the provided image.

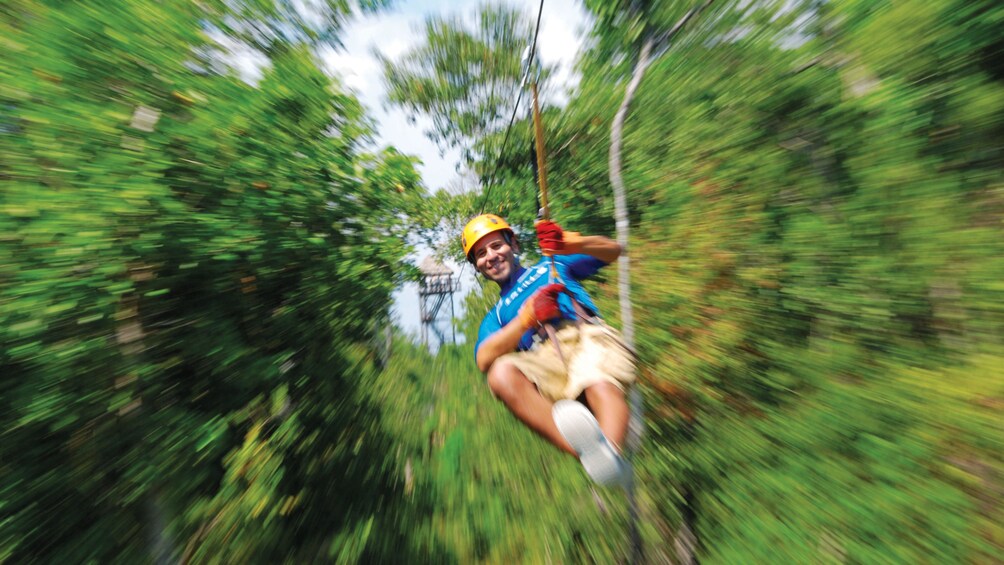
[461,214,513,262]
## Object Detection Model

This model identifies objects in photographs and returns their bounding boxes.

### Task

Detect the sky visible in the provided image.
[322,0,592,191]
[317,0,593,342]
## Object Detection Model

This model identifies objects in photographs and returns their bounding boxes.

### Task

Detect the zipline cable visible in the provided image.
[461,0,544,291]
[476,0,545,216]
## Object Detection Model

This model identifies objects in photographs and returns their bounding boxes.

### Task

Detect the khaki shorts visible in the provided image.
[497,322,637,401]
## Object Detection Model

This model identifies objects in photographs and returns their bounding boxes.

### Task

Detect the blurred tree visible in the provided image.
[380,3,559,256]
[201,0,391,55]
[557,0,1004,561]
[380,3,554,165]
[1,0,436,562]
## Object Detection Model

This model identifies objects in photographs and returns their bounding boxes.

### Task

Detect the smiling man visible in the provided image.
[462,213,636,486]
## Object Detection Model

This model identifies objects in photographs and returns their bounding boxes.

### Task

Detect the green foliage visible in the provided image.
[202,0,391,53]
[380,3,553,166]
[373,330,636,563]
[569,0,1004,561]
[1,0,428,561]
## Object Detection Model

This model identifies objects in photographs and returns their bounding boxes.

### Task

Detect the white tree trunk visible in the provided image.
[607,4,714,563]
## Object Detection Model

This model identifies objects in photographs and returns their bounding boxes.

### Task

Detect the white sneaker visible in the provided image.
[552,400,626,486]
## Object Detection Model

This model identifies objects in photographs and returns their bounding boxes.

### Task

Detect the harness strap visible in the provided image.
[570,296,600,326]
[537,292,601,369]
[542,323,566,367]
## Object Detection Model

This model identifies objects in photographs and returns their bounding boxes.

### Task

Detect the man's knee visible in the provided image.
[583,380,627,406]
[486,360,525,400]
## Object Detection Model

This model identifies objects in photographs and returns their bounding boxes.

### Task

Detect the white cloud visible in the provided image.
[321,49,379,92]
[382,38,411,60]
[204,27,270,84]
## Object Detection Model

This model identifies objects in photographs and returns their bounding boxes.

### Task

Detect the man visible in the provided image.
[462,213,636,486]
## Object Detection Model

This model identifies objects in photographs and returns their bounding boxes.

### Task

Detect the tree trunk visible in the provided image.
[607,4,715,563]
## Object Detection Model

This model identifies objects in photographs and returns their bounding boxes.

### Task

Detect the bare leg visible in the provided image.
[487,359,576,456]
[582,382,630,453]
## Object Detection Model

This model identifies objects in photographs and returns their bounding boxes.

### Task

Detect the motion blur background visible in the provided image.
[1,0,1001,562]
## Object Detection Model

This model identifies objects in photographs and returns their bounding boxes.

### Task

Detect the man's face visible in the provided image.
[472,231,519,284]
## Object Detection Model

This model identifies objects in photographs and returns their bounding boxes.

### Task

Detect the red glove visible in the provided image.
[536,220,564,254]
[517,283,566,329]
[536,220,584,256]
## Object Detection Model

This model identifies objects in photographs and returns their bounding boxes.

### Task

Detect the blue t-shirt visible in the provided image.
[474,254,607,358]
